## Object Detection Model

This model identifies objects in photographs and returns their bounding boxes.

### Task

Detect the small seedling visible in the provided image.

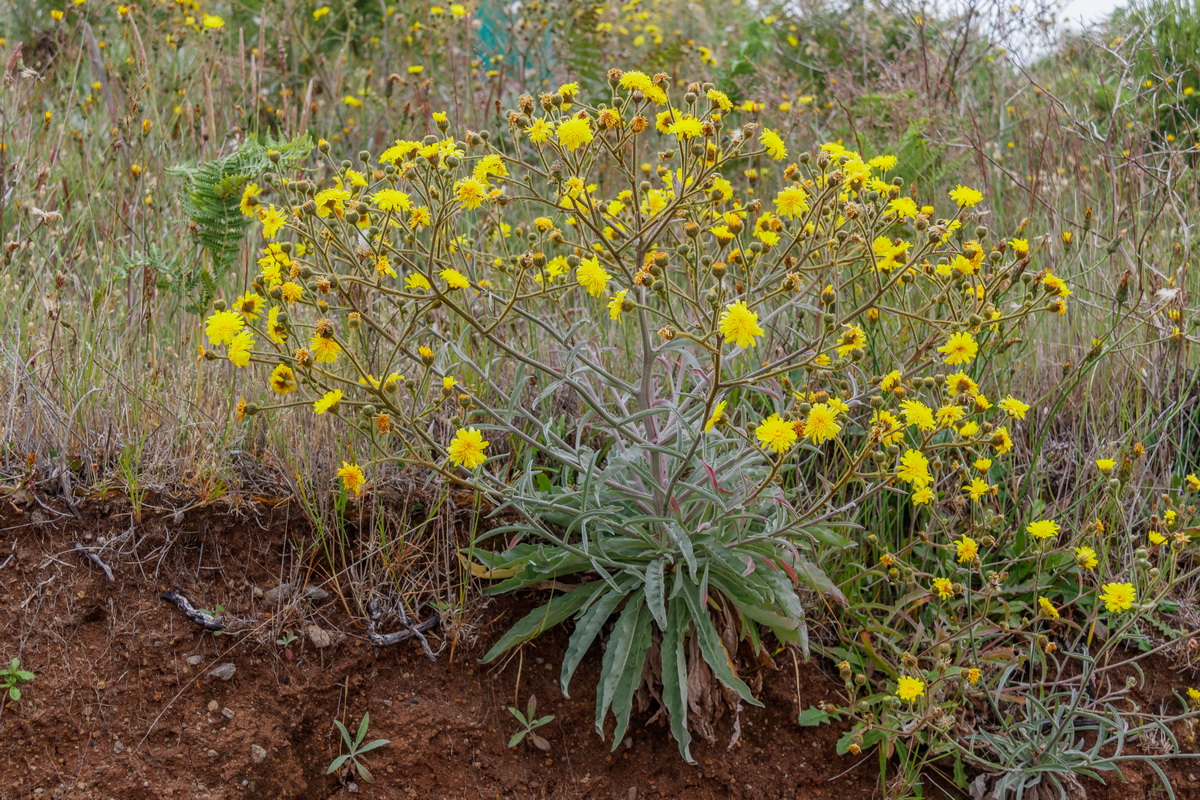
[507,695,554,751]
[2,658,35,702]
[275,631,298,646]
[327,712,388,784]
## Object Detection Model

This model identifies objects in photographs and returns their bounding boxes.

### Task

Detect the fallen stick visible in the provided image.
[367,599,439,659]
[161,589,226,631]
[74,542,115,582]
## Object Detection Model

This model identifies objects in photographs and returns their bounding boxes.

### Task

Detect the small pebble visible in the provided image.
[186,655,204,666]
[207,700,219,712]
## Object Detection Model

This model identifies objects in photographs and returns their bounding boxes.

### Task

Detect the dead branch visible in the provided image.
[367,598,439,659]
[161,589,226,631]
[74,542,115,582]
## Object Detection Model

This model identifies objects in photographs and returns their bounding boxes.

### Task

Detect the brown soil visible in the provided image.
[0,498,1197,800]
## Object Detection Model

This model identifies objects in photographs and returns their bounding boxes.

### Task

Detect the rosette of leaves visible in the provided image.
[468,428,851,762]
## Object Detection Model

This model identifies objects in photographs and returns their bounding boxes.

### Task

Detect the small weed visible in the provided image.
[327,712,388,784]
[507,696,555,751]
[0,658,36,718]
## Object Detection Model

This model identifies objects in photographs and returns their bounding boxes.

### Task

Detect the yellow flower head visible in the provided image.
[896,449,931,488]
[313,390,343,415]
[949,184,983,207]
[577,257,611,297]
[804,403,841,445]
[760,128,787,160]
[441,268,471,289]
[205,310,244,345]
[556,116,594,151]
[448,427,489,469]
[337,462,366,496]
[939,331,979,365]
[955,536,978,563]
[896,675,925,702]
[718,301,764,349]
[704,400,727,433]
[269,364,297,395]
[756,414,798,454]
[1098,582,1136,614]
[1075,546,1098,570]
[1026,519,1059,539]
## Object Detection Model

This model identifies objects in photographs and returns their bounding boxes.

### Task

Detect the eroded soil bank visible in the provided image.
[0,498,1194,799]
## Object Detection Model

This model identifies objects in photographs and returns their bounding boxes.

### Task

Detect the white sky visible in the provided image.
[1060,0,1127,25]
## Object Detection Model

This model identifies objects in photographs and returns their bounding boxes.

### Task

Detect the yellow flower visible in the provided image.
[887,197,918,218]
[935,405,964,427]
[239,182,261,216]
[201,13,225,29]
[932,577,954,599]
[911,487,935,506]
[556,116,594,151]
[1026,519,1059,539]
[314,188,350,218]
[337,462,366,496]
[313,390,343,415]
[447,428,489,469]
[774,186,809,218]
[998,396,1030,420]
[956,536,978,563]
[441,268,471,289]
[310,334,342,364]
[835,325,866,358]
[1098,582,1136,614]
[900,400,935,432]
[760,128,787,160]
[804,403,840,445]
[718,301,764,349]
[259,205,286,239]
[1096,459,1115,474]
[1187,474,1200,492]
[896,676,925,702]
[966,668,981,685]
[964,478,992,501]
[205,310,244,345]
[406,272,432,291]
[526,118,552,144]
[372,189,411,212]
[233,291,265,320]
[1038,596,1059,619]
[576,257,610,297]
[938,331,978,365]
[704,401,727,433]
[896,449,931,488]
[454,178,486,210]
[756,414,798,454]
[1148,531,1166,546]
[949,184,983,207]
[227,331,254,368]
[607,289,628,322]
[991,426,1013,455]
[1075,546,1098,569]
[269,364,297,394]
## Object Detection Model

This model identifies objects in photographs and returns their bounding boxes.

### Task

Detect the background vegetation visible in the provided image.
[1,0,1199,795]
